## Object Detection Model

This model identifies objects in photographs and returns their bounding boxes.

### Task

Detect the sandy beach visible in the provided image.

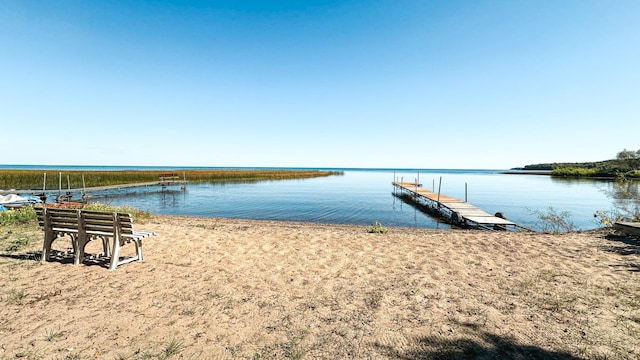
[1,215,639,359]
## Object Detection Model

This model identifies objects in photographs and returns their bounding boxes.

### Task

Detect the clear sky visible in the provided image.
[1,1,638,169]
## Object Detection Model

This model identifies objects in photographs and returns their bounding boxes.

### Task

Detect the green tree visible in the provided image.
[616,148,640,169]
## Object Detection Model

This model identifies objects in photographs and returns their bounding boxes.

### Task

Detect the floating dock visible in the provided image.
[393,181,530,231]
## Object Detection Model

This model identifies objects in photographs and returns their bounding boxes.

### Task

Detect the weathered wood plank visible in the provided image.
[614,222,640,237]
[464,216,515,225]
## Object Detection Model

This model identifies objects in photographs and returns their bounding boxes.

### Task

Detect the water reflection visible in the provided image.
[601,180,640,221]
[393,193,451,229]
[78,170,629,231]
[550,176,616,185]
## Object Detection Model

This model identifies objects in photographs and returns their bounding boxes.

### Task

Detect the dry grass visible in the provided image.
[0,216,639,359]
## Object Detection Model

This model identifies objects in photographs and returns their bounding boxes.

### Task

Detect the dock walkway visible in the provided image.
[393,181,528,231]
[0,180,186,199]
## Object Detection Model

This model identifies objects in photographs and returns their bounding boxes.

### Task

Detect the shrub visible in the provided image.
[551,167,599,177]
[533,207,575,233]
[0,207,37,225]
[367,221,388,234]
[593,210,625,227]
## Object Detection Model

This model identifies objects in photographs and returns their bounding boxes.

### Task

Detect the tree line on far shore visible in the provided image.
[518,148,640,179]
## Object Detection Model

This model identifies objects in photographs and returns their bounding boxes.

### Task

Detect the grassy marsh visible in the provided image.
[0,169,341,190]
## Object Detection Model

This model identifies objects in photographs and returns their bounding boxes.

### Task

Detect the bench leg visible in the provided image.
[41,232,54,263]
[135,239,143,262]
[74,235,86,266]
[101,236,111,257]
[109,237,121,271]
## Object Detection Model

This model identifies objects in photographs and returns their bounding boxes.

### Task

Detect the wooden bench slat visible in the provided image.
[85,226,116,233]
[84,219,117,226]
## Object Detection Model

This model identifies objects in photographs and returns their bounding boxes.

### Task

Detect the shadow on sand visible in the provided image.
[373,322,580,359]
[0,250,114,269]
[602,232,640,272]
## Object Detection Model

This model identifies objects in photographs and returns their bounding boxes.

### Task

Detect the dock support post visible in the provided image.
[437,177,442,205]
[465,182,468,203]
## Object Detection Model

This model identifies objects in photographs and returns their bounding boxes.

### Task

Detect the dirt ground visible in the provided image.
[1,215,639,359]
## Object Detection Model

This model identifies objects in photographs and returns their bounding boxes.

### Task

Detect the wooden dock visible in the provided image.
[0,181,185,195]
[0,172,187,198]
[614,222,640,237]
[393,181,530,231]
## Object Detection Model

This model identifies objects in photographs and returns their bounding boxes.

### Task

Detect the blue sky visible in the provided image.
[1,0,638,169]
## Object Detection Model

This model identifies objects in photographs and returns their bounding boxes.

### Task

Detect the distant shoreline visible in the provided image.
[501,170,552,175]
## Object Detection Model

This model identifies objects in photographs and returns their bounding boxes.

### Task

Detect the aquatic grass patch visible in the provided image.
[0,206,37,225]
[0,169,342,189]
[3,234,31,252]
[367,221,388,234]
[252,331,311,360]
[162,338,185,358]
[12,347,44,359]
[44,328,63,342]
[180,306,197,316]
[4,288,27,305]
[82,202,150,220]
[1,220,40,253]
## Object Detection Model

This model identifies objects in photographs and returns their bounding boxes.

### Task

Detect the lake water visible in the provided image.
[31,167,623,231]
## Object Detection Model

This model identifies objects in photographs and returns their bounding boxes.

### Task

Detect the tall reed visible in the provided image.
[0,169,342,190]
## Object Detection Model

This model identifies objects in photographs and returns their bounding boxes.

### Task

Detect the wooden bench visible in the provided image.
[35,207,156,270]
[159,173,180,182]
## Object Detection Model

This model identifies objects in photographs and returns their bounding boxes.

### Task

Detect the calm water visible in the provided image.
[20,168,619,231]
[1,166,625,231]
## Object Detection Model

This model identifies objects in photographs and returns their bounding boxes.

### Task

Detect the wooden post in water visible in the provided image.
[42,173,46,193]
[67,175,71,201]
[58,172,62,198]
[465,182,468,203]
[437,176,442,205]
[393,171,396,195]
[81,174,90,202]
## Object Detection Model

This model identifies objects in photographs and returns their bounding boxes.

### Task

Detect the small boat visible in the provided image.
[0,194,43,209]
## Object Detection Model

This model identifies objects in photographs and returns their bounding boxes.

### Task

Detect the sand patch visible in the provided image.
[1,216,639,359]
